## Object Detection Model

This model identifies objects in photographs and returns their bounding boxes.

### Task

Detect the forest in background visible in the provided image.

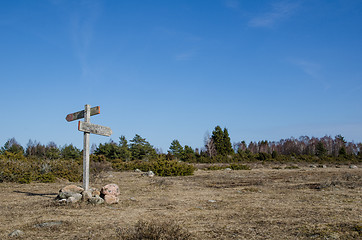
[1,125,361,183]
[1,125,362,163]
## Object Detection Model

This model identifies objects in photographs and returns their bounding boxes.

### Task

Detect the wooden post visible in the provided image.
[83,104,90,190]
[66,104,112,191]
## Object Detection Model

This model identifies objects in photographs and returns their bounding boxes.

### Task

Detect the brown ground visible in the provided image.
[0,164,361,239]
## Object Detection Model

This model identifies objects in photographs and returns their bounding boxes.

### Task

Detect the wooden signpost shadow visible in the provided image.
[66,104,112,190]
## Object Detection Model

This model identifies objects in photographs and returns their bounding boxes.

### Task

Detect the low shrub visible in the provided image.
[230,163,251,170]
[112,158,195,177]
[0,158,81,184]
[203,164,251,171]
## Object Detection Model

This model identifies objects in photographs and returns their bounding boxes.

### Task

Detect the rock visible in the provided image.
[57,185,85,200]
[349,165,358,169]
[104,195,119,204]
[208,200,216,203]
[60,185,84,194]
[101,184,120,196]
[134,169,142,172]
[224,168,232,171]
[130,197,136,201]
[67,197,77,203]
[92,190,101,197]
[310,165,317,168]
[34,221,62,228]
[142,171,155,177]
[9,230,24,237]
[65,193,82,203]
[88,196,104,205]
[58,191,81,200]
[82,190,93,201]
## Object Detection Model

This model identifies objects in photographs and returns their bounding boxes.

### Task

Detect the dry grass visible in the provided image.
[0,165,361,239]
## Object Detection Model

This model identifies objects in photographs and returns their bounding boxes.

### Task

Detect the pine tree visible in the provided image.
[211,126,233,156]
[169,139,184,160]
[129,134,156,160]
[119,136,131,161]
[212,126,224,155]
[223,128,233,155]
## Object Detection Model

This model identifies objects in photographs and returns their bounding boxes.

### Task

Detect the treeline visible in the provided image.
[1,125,362,163]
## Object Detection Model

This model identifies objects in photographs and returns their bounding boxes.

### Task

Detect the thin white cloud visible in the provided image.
[175,51,195,61]
[248,0,300,28]
[70,1,101,79]
[289,58,330,90]
[224,0,240,10]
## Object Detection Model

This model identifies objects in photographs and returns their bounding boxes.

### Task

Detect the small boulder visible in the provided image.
[104,195,119,204]
[82,190,93,201]
[34,221,62,228]
[60,185,84,194]
[65,193,82,203]
[9,230,24,237]
[88,196,104,205]
[92,190,101,197]
[142,171,155,177]
[349,165,358,169]
[134,169,142,172]
[101,184,120,196]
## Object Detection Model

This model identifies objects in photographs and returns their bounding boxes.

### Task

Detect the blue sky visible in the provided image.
[1,0,362,152]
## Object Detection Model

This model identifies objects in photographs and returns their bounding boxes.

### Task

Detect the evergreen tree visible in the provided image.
[169,139,184,160]
[61,144,81,160]
[211,126,233,155]
[119,136,131,161]
[129,134,157,160]
[1,138,24,155]
[212,126,225,155]
[316,141,327,157]
[223,128,233,155]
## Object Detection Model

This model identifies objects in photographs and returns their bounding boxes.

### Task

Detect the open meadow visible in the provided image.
[0,164,361,239]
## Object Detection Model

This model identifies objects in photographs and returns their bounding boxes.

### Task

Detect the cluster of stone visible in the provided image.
[56,183,120,205]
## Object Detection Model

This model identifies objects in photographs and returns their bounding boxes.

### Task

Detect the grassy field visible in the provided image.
[0,164,361,239]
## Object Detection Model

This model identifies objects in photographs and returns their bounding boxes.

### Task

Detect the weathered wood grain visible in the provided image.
[65,106,100,122]
[78,121,112,137]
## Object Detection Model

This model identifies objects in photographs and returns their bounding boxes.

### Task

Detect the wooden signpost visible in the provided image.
[66,104,112,190]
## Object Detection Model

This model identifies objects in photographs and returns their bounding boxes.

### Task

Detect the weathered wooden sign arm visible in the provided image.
[66,104,112,190]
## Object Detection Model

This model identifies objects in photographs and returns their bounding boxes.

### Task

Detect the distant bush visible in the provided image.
[113,158,195,177]
[203,163,251,171]
[0,158,81,184]
[230,163,251,170]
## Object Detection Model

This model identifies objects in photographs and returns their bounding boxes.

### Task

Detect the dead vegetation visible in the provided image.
[0,165,361,239]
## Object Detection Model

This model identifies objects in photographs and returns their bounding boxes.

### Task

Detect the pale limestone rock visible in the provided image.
[88,196,104,205]
[9,230,24,237]
[82,190,93,201]
[60,185,84,194]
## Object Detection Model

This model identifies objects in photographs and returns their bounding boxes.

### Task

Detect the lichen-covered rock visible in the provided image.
[82,190,93,201]
[104,195,119,204]
[9,230,24,237]
[66,193,82,203]
[60,185,84,194]
[142,171,155,177]
[101,184,120,196]
[88,196,104,205]
[92,190,101,197]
